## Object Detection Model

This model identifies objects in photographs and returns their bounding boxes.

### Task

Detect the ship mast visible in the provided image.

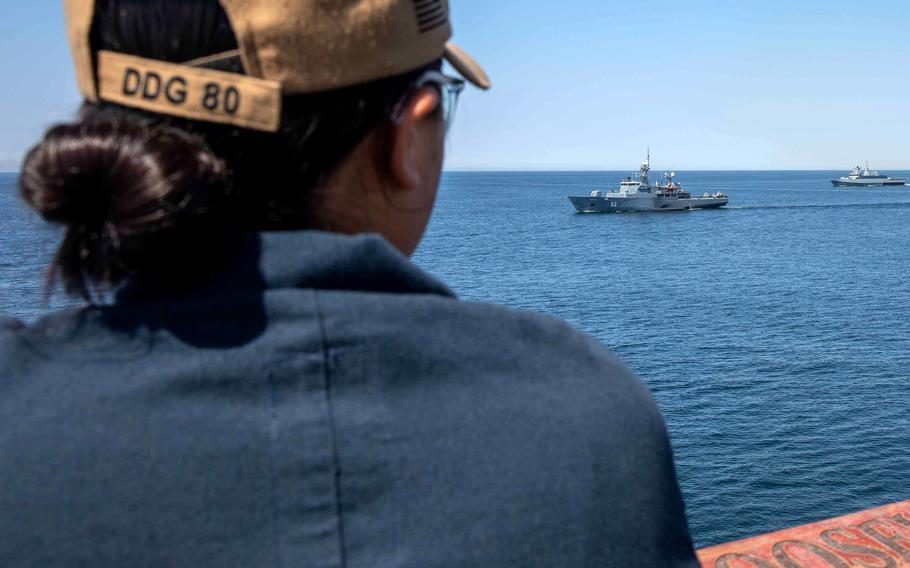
[640,147,651,187]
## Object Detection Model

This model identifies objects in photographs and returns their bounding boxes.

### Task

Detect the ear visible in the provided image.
[388,87,441,190]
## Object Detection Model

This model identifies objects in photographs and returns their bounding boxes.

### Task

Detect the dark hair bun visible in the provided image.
[19,119,231,298]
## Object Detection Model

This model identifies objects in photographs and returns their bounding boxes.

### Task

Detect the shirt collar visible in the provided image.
[117,231,456,303]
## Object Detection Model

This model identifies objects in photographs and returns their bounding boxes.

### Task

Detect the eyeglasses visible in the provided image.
[392,70,465,133]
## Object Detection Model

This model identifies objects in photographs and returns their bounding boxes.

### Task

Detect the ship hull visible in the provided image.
[831,179,907,187]
[568,195,728,213]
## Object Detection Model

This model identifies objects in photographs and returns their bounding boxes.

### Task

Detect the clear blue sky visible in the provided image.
[1,0,908,171]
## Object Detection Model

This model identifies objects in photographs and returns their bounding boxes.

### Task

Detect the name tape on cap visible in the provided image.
[97,51,282,132]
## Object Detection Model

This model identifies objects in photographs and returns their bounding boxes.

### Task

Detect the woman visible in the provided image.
[1,0,699,566]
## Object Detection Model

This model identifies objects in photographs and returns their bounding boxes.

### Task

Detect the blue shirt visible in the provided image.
[0,231,698,567]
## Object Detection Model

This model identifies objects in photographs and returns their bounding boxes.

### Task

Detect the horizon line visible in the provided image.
[4,168,910,175]
[445,168,910,173]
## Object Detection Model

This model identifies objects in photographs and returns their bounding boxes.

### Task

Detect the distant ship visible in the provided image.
[568,151,728,213]
[831,164,907,187]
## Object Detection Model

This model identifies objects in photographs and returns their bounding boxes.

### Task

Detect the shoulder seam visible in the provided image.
[312,290,349,567]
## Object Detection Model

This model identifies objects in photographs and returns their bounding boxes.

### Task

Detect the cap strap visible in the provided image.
[97,50,282,132]
[183,49,244,68]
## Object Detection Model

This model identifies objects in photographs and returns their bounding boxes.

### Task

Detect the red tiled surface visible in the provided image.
[698,500,910,567]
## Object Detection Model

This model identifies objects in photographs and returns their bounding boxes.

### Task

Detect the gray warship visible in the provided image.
[568,152,728,213]
[831,163,907,187]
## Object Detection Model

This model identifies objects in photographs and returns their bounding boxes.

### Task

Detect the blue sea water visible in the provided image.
[2,170,910,548]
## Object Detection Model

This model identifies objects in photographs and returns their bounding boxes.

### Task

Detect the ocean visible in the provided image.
[2,170,910,548]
